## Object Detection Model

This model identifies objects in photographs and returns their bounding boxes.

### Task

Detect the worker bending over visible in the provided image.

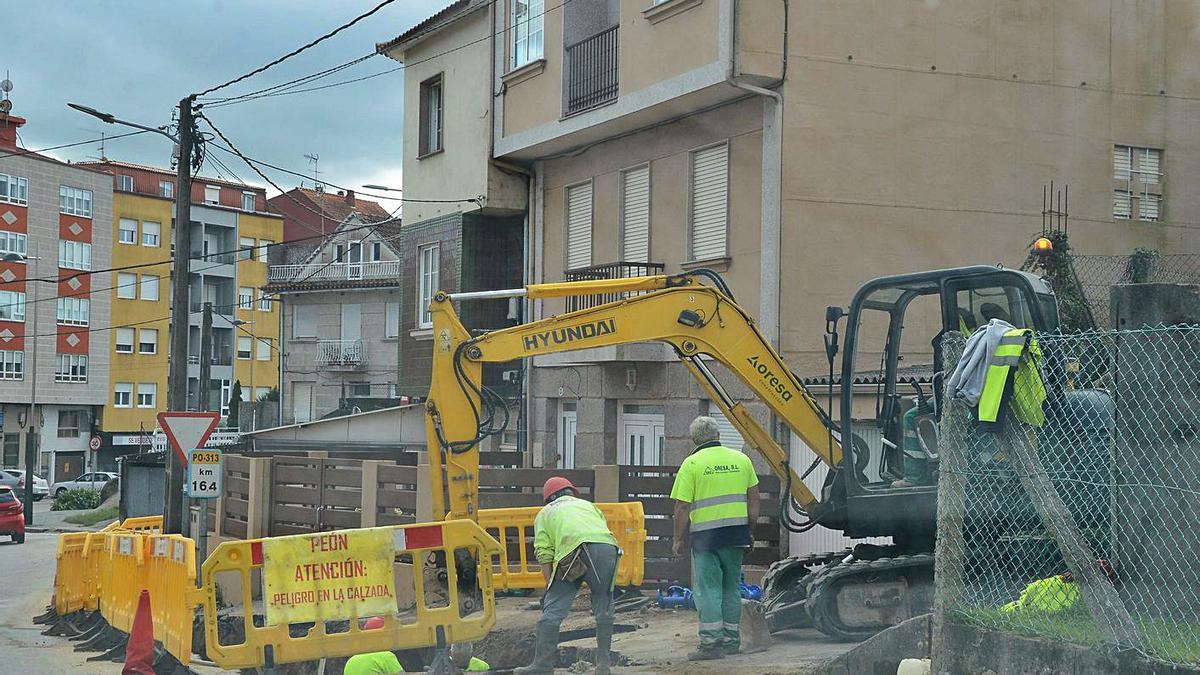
[1001,559,1118,614]
[671,416,761,661]
[449,642,490,672]
[515,477,620,675]
[344,616,401,674]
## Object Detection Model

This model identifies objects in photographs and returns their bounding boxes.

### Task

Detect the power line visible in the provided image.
[0,129,152,160]
[201,52,377,106]
[205,63,403,108]
[193,0,400,99]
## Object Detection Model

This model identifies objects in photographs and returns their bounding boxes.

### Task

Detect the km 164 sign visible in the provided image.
[187,448,222,499]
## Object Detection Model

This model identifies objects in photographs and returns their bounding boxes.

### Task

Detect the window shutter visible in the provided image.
[1138,148,1161,185]
[1113,146,1132,181]
[1113,190,1132,219]
[565,182,593,270]
[707,402,746,451]
[621,166,650,263]
[1139,193,1161,221]
[690,144,729,261]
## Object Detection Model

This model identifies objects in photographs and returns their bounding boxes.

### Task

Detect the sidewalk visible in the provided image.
[25,500,117,533]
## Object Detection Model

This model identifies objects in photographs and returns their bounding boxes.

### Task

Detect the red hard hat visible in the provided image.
[363,616,385,630]
[543,476,578,502]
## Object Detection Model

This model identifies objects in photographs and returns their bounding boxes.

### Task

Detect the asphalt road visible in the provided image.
[0,531,123,673]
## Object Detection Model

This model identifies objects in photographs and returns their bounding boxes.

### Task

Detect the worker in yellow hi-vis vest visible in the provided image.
[1001,560,1118,614]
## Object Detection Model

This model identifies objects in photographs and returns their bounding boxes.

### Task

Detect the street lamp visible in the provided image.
[361,184,401,192]
[67,102,177,142]
[4,249,39,524]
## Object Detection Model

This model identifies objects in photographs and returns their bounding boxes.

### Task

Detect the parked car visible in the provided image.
[0,486,24,543]
[1,469,48,501]
[50,471,119,498]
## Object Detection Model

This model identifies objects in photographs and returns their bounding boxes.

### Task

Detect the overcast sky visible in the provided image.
[6,0,452,211]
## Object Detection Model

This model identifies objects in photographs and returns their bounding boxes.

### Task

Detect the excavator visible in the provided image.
[422,265,1062,641]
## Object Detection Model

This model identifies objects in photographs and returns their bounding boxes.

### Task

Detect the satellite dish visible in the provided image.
[0,80,12,93]
[0,100,10,114]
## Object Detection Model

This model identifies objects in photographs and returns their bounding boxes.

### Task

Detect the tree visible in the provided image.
[227,380,242,429]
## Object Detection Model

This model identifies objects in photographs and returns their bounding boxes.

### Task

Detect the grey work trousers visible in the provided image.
[538,542,620,630]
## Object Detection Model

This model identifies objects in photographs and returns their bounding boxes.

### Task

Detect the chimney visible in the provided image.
[0,114,26,151]
[344,189,355,206]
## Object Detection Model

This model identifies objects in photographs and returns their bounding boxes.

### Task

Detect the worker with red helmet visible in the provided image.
[344,616,402,674]
[515,476,620,675]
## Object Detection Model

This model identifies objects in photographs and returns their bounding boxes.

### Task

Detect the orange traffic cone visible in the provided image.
[122,589,154,675]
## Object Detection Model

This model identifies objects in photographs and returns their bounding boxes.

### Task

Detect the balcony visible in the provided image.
[565,261,664,312]
[268,260,402,284]
[316,339,365,367]
[187,354,233,367]
[565,25,619,115]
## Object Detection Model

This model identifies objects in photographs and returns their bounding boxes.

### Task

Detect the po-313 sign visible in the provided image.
[187,448,223,498]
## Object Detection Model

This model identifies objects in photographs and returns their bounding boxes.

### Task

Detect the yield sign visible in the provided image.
[157,411,221,466]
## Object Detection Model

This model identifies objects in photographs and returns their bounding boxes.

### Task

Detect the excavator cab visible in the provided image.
[835,266,1058,545]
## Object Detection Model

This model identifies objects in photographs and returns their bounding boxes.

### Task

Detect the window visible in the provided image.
[511,0,545,68]
[57,410,85,437]
[0,230,27,258]
[117,272,138,299]
[204,185,220,204]
[385,301,400,338]
[58,240,92,270]
[114,383,133,408]
[117,175,134,192]
[294,309,316,338]
[118,218,137,244]
[0,350,23,380]
[141,221,160,247]
[158,180,173,199]
[258,291,272,312]
[220,379,232,416]
[137,383,156,408]
[115,327,134,353]
[0,290,25,322]
[257,239,273,261]
[620,165,651,263]
[59,186,93,217]
[140,274,159,301]
[371,242,382,262]
[335,243,345,262]
[55,354,88,383]
[241,191,255,212]
[0,173,28,206]
[689,142,729,261]
[564,182,593,270]
[138,328,158,354]
[417,243,440,328]
[419,75,444,156]
[1114,145,1163,222]
[350,382,372,397]
[256,337,271,361]
[237,336,252,359]
[238,287,254,309]
[56,297,89,326]
[254,386,270,401]
[238,237,255,261]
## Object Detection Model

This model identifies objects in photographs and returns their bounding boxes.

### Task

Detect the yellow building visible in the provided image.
[82,160,282,451]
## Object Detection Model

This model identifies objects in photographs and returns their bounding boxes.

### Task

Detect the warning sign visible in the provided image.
[262,528,397,625]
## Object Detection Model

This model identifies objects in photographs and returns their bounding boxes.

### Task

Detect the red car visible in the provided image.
[0,486,24,543]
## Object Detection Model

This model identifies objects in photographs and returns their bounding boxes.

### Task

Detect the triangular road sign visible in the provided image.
[157,412,221,466]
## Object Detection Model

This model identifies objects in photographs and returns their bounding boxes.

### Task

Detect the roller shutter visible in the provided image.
[621,165,650,262]
[565,182,593,270]
[689,143,729,261]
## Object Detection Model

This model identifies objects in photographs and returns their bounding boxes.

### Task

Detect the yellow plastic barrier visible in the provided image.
[198,520,501,670]
[478,501,647,590]
[118,515,164,534]
[53,533,91,614]
[145,534,197,665]
[98,531,149,633]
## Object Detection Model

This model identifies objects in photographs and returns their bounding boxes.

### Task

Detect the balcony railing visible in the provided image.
[187,354,233,366]
[268,260,402,284]
[565,261,664,312]
[316,339,365,367]
[565,25,619,115]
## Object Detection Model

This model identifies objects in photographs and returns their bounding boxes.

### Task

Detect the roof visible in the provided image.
[277,186,392,222]
[79,159,268,192]
[376,0,481,56]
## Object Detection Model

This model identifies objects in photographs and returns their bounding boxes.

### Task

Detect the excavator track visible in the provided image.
[804,553,935,642]
[761,549,851,632]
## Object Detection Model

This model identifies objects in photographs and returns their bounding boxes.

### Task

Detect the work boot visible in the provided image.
[595,622,613,675]
[687,645,725,661]
[514,623,559,674]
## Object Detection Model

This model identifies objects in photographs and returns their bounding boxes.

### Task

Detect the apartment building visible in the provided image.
[0,112,112,483]
[82,160,282,447]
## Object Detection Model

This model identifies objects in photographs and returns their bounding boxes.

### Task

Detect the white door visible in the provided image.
[293,382,314,423]
[621,407,665,466]
[347,241,363,279]
[558,404,577,469]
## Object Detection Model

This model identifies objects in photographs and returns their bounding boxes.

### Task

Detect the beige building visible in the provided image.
[385,0,1200,545]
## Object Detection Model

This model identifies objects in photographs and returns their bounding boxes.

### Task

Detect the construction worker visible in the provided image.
[449,642,491,672]
[344,616,402,674]
[515,476,620,675]
[1000,560,1117,614]
[670,416,761,661]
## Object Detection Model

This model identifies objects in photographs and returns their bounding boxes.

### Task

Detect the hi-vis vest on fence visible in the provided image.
[979,328,1047,429]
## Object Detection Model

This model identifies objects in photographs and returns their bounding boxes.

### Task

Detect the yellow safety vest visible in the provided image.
[978,328,1047,428]
[670,444,757,533]
[999,575,1079,614]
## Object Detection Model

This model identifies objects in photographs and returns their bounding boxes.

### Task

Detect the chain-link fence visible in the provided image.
[934,326,1200,667]
[1069,253,1200,329]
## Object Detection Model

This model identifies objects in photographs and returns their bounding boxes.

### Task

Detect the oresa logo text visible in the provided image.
[747,355,795,402]
[523,318,617,351]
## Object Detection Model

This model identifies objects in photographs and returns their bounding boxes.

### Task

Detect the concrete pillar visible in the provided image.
[416,462,434,523]
[361,460,383,528]
[246,457,272,539]
[593,465,620,503]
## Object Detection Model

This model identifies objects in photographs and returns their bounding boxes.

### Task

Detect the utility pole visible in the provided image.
[164,97,195,535]
[200,303,213,412]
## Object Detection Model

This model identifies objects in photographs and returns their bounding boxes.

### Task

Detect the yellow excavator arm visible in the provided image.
[424,273,843,521]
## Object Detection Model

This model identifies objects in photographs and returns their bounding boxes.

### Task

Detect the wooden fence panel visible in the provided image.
[222,455,251,539]
[319,457,363,531]
[376,463,419,526]
[270,457,322,536]
[478,467,596,510]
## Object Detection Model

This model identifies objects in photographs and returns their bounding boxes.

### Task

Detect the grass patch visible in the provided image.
[63,506,120,526]
[958,607,1200,665]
